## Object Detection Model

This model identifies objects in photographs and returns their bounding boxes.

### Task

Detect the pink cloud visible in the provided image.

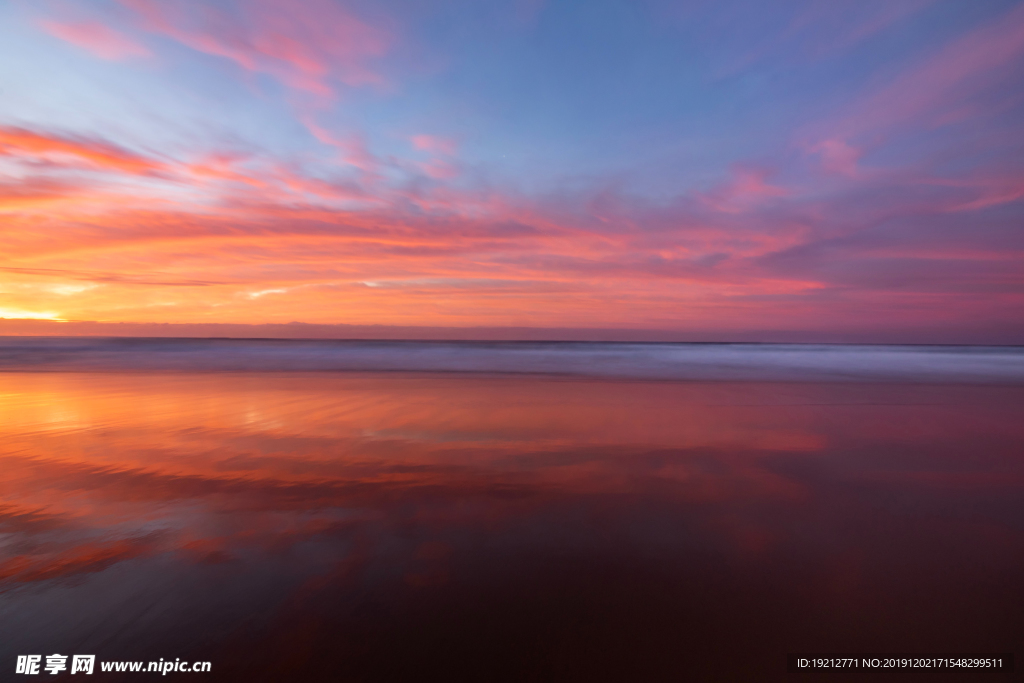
[711,0,934,78]
[40,19,150,60]
[2,114,1020,337]
[301,117,381,177]
[809,139,861,176]
[700,167,791,214]
[418,159,460,180]
[822,0,934,56]
[935,174,1024,213]
[118,0,392,98]
[812,2,1024,147]
[411,135,458,156]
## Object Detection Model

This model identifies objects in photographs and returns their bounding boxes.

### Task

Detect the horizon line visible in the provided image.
[1,318,1023,346]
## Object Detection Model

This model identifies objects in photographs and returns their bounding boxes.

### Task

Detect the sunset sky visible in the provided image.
[1,0,1022,340]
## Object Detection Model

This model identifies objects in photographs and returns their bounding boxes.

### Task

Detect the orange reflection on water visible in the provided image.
[1,373,824,576]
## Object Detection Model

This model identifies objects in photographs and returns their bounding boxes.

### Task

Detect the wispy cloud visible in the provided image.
[40,19,150,61]
[1,0,1021,338]
[118,0,392,99]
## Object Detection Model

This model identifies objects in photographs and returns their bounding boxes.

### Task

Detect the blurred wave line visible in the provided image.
[1,337,1023,382]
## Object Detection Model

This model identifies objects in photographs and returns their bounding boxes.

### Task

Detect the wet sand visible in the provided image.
[1,372,1022,680]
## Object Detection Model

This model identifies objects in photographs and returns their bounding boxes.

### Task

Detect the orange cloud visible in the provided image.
[0,126,164,175]
[0,114,1020,337]
[0,178,84,212]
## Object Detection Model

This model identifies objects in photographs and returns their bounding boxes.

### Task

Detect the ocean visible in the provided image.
[1,339,1021,680]
[2,337,1023,382]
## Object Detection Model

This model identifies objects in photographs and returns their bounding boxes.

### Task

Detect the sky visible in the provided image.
[0,0,1022,341]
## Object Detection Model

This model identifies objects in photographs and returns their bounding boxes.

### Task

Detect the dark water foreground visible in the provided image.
[0,350,1022,680]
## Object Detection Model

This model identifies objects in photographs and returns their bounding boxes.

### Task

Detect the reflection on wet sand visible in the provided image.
[1,373,1022,680]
